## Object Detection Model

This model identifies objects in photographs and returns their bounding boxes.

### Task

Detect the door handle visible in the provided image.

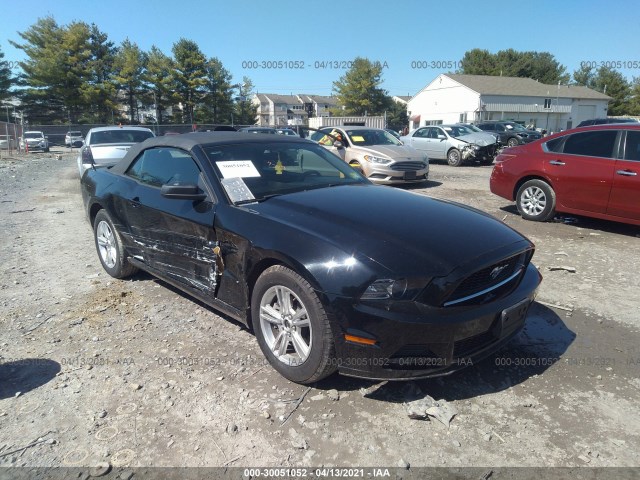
[549,160,565,166]
[128,196,141,208]
[616,170,637,176]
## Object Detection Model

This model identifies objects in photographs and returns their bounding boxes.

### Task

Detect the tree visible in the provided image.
[333,57,391,115]
[386,101,408,132]
[113,39,147,123]
[572,64,594,86]
[0,46,14,103]
[80,23,118,123]
[198,57,234,124]
[143,46,177,125]
[11,18,116,124]
[172,38,207,124]
[458,49,498,75]
[572,65,631,116]
[460,48,569,84]
[233,77,258,125]
[628,77,640,116]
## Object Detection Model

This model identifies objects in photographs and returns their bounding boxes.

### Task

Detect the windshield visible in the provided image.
[504,123,527,132]
[465,124,482,132]
[204,142,367,204]
[345,129,402,146]
[24,132,43,139]
[89,129,154,144]
[443,125,478,138]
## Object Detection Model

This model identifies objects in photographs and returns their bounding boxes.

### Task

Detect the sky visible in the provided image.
[1,0,639,97]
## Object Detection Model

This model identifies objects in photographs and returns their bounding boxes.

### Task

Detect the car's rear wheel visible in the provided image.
[447,148,463,167]
[252,265,336,384]
[516,179,556,222]
[93,210,138,278]
[507,137,519,147]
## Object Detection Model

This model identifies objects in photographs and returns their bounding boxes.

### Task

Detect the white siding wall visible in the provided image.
[407,75,479,129]
[408,75,610,134]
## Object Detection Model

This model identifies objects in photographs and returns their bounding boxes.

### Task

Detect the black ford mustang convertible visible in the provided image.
[81,132,541,384]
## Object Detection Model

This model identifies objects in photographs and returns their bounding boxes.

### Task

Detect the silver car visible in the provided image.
[401,124,498,166]
[20,131,49,153]
[312,126,429,184]
[77,126,155,176]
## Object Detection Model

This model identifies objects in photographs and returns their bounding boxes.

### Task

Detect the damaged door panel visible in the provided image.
[121,147,220,295]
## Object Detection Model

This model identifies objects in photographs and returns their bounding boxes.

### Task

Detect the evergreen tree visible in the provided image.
[172,38,207,124]
[113,39,147,123]
[198,57,234,124]
[0,46,14,103]
[333,57,391,115]
[233,77,258,125]
[143,46,177,125]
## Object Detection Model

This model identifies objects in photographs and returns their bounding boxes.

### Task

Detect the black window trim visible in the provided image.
[125,146,215,201]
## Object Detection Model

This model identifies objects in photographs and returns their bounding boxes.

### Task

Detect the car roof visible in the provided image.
[109,131,315,174]
[323,126,385,131]
[88,126,155,133]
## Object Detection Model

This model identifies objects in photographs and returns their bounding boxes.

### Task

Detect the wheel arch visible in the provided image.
[244,255,323,331]
[89,201,104,226]
[513,175,554,201]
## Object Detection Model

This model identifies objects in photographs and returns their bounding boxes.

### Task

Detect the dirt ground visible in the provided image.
[0,150,639,476]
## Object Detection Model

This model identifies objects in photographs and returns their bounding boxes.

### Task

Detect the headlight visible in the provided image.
[361,279,407,300]
[363,154,392,165]
[517,133,528,138]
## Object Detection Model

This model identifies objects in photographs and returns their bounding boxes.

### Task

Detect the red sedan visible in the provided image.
[490,124,640,226]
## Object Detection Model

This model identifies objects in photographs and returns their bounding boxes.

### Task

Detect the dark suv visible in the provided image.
[577,118,639,127]
[475,121,542,147]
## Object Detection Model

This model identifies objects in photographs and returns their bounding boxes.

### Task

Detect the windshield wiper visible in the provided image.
[235,193,282,205]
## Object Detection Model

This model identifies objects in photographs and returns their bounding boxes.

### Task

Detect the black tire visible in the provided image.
[251,265,337,384]
[447,148,463,167]
[93,210,138,278]
[516,179,556,222]
[507,137,519,147]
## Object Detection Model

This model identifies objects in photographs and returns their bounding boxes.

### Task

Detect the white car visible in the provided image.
[65,131,84,147]
[20,131,49,153]
[77,126,155,177]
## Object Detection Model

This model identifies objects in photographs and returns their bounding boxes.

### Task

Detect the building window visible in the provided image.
[426,120,443,126]
[543,98,552,109]
[459,113,467,123]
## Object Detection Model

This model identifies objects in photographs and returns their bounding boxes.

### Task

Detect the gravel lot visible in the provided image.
[0,151,639,475]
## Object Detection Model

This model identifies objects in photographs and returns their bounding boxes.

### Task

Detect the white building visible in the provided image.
[253,94,338,126]
[408,74,611,133]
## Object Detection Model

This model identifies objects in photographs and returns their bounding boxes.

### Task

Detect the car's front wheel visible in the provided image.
[507,137,519,147]
[93,210,138,278]
[516,179,556,221]
[447,148,463,167]
[252,265,337,384]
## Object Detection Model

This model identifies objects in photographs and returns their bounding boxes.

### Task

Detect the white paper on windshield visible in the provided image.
[216,160,260,178]
[220,177,255,204]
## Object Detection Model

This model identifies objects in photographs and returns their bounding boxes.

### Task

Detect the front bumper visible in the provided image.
[365,163,429,185]
[327,263,541,380]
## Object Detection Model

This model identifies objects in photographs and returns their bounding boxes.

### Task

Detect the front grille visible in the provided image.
[444,252,528,307]
[390,161,426,171]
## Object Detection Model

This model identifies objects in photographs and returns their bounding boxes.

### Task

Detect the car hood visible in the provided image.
[455,132,498,146]
[350,144,425,161]
[247,184,530,277]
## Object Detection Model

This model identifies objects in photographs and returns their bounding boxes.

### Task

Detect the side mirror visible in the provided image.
[437,134,446,140]
[161,184,207,201]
